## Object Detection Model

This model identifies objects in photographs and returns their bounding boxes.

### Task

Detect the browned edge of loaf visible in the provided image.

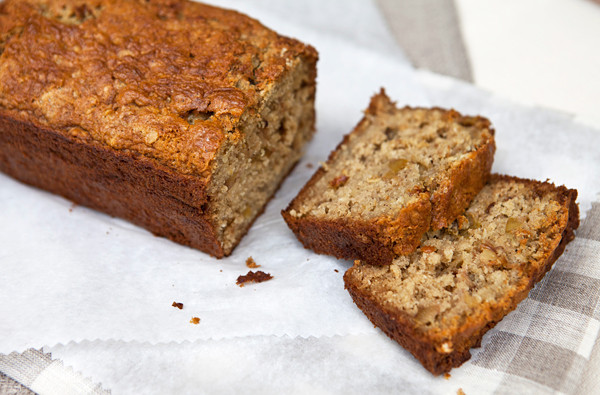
[343,175,580,375]
[0,98,317,258]
[0,112,228,256]
[282,89,495,265]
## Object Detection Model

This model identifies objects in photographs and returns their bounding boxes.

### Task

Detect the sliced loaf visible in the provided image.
[344,175,579,374]
[282,90,495,265]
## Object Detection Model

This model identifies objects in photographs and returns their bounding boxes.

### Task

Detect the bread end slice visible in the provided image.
[344,175,579,374]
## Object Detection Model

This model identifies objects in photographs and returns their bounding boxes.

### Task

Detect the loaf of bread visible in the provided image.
[0,0,317,257]
[282,90,495,265]
[344,175,579,374]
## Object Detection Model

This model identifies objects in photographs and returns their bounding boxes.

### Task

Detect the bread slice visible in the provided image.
[344,175,579,375]
[282,90,495,265]
[0,0,317,257]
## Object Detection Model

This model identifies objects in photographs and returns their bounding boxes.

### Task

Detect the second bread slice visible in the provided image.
[344,175,579,374]
[282,90,495,265]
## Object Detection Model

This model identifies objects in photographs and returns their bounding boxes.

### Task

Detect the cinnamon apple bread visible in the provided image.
[344,175,579,374]
[282,90,495,265]
[0,0,317,257]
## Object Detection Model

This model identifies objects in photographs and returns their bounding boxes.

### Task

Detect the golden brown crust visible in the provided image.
[282,89,495,265]
[0,0,317,177]
[344,175,579,375]
[0,0,318,257]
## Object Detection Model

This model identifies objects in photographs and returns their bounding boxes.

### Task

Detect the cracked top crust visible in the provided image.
[0,0,317,177]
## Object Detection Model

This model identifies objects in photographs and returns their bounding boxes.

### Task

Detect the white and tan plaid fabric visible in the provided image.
[467,203,600,393]
[0,349,108,395]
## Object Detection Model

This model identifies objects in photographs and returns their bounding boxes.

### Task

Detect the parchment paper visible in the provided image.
[41,69,600,395]
[0,4,428,353]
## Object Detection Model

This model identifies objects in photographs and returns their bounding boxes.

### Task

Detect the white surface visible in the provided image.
[457,0,600,128]
[0,5,428,354]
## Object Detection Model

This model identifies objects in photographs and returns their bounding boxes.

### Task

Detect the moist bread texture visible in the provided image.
[282,90,495,265]
[344,175,579,374]
[0,0,318,257]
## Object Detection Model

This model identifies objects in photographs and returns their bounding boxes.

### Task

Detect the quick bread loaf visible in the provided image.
[0,0,317,257]
[344,175,579,374]
[282,90,495,265]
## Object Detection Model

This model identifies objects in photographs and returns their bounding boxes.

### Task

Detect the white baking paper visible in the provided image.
[0,4,428,353]
[46,336,449,395]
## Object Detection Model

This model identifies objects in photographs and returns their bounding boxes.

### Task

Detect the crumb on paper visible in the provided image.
[334,269,339,273]
[219,269,223,272]
[444,373,451,380]
[236,270,273,287]
[190,317,200,324]
[246,256,260,268]
[306,163,313,169]
[172,301,183,310]
[457,389,465,395]
[68,202,77,212]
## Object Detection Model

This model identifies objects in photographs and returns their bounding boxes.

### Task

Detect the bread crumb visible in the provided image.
[334,269,339,273]
[444,373,451,380]
[457,389,465,395]
[69,202,77,212]
[172,301,183,310]
[246,256,260,268]
[236,270,273,287]
[190,317,200,324]
[306,163,313,169]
